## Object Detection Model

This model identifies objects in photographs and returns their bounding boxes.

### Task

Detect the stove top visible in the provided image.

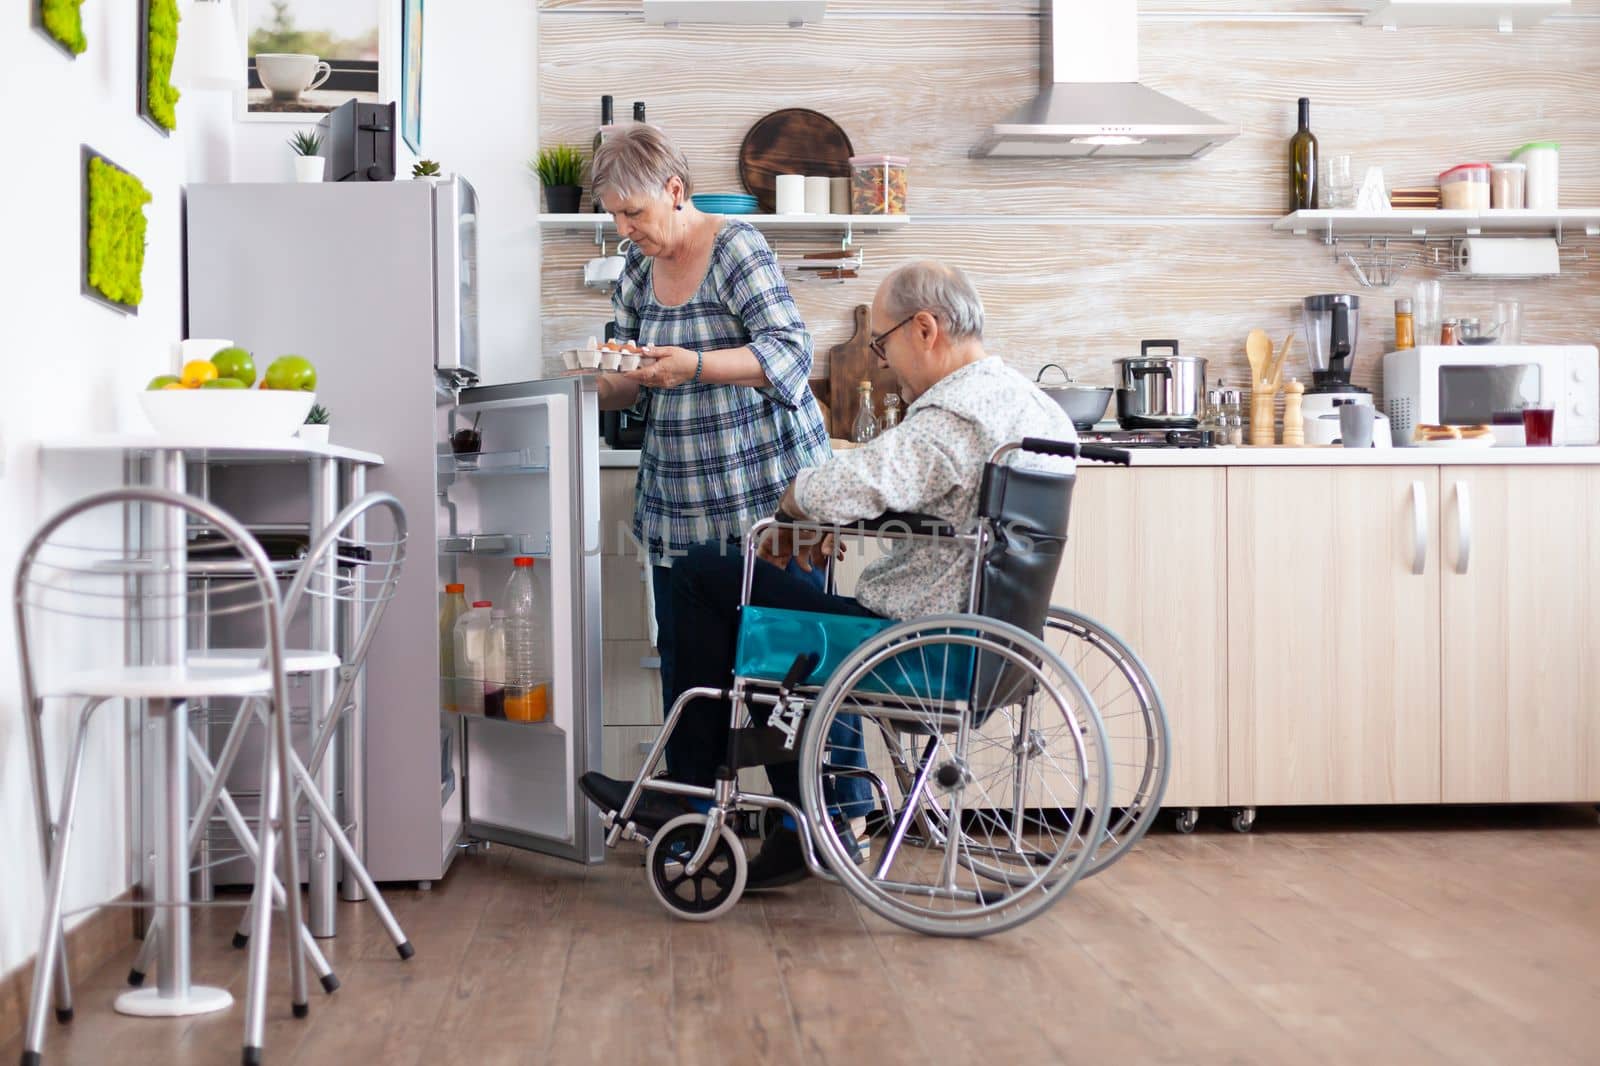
[1081,429,1218,449]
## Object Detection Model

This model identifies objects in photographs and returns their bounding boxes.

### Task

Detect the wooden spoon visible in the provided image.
[1245,330,1272,390]
[1267,331,1294,391]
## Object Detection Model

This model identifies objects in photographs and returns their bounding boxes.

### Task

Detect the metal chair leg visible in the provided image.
[21,695,82,1031]
[241,716,283,1064]
[269,693,311,1016]
[22,703,98,1061]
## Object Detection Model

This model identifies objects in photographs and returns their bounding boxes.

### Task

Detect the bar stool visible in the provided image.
[128,492,415,1038]
[14,488,307,1066]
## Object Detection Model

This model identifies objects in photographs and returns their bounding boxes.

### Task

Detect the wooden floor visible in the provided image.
[8,805,1600,1066]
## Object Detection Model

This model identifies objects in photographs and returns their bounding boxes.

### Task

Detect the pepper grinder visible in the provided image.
[1281,378,1306,446]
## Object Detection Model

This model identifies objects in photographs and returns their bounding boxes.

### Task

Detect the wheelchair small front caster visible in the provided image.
[1174,808,1199,834]
[645,814,747,922]
[1230,808,1256,834]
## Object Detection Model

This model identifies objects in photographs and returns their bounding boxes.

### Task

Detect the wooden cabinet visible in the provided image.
[1440,467,1600,802]
[1055,467,1230,809]
[1226,468,1442,805]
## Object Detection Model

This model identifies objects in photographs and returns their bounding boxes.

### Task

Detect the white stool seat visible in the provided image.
[190,648,342,674]
[49,664,274,700]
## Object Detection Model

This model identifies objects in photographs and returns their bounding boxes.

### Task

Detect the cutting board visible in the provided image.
[738,108,854,214]
[825,304,902,439]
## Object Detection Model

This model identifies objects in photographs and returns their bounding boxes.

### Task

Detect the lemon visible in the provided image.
[181,360,219,388]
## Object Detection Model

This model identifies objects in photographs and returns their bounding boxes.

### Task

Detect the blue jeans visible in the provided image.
[651,542,875,818]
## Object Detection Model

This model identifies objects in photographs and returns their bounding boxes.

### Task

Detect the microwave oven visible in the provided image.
[1382,345,1600,446]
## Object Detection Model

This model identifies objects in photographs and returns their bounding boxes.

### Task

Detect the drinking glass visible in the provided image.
[1494,299,1522,345]
[1324,155,1355,209]
[1522,407,1555,446]
[1413,280,1442,346]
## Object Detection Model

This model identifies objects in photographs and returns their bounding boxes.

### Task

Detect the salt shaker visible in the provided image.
[1221,387,1245,446]
[1282,379,1306,446]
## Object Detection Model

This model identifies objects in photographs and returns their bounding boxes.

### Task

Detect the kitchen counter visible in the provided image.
[596,444,1600,469]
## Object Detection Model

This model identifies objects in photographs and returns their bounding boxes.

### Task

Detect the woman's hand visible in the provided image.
[622,345,699,388]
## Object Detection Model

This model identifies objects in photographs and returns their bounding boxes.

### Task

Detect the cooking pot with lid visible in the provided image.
[1034,363,1113,430]
[1115,340,1207,429]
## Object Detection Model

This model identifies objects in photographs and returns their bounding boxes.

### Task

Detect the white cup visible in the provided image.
[255,53,332,100]
[804,176,831,215]
[775,174,806,215]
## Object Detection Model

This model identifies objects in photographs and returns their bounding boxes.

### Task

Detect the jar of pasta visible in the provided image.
[849,155,909,215]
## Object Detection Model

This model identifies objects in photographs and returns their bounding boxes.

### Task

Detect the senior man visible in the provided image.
[581,260,1077,889]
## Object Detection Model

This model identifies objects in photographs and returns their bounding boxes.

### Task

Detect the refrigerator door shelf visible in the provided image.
[437,446,551,477]
[439,533,550,557]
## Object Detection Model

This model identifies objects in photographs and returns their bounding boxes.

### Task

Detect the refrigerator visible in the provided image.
[185,178,605,885]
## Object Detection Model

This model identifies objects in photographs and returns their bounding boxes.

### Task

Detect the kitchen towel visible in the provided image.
[1460,237,1560,276]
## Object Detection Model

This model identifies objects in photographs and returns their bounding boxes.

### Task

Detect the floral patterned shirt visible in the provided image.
[794,357,1077,619]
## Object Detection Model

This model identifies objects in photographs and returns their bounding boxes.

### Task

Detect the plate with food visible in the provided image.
[1411,424,1497,448]
[561,337,656,373]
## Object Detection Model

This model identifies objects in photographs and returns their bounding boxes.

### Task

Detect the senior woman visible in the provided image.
[587,123,836,792]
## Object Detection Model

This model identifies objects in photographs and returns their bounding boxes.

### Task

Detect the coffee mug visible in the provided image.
[1339,403,1376,448]
[255,53,332,100]
[584,255,626,290]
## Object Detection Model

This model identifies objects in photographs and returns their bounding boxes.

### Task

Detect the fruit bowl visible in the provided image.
[139,389,316,442]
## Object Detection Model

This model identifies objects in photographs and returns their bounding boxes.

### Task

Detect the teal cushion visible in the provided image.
[733,606,973,702]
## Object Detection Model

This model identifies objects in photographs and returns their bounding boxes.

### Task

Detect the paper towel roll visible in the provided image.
[1461,237,1560,276]
[804,176,830,215]
[775,174,806,215]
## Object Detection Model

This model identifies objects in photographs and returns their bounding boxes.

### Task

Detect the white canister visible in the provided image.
[829,176,850,214]
[775,174,806,215]
[804,175,831,215]
[1512,141,1558,209]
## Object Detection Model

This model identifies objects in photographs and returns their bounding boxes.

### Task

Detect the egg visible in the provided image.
[585,335,598,351]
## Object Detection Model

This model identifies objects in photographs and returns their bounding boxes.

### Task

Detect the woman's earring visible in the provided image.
[674,202,683,211]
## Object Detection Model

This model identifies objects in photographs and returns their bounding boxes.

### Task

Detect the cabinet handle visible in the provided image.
[1410,480,1428,575]
[1454,481,1472,575]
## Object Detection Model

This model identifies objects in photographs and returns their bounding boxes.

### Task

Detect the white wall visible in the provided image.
[0,4,198,977]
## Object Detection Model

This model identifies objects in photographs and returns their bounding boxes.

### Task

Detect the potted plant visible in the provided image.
[300,403,330,443]
[530,145,584,214]
[412,159,443,182]
[288,130,324,183]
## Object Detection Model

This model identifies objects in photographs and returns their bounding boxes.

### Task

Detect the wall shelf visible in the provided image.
[1275,209,1600,241]
[642,0,826,27]
[538,212,908,248]
[1363,1,1569,31]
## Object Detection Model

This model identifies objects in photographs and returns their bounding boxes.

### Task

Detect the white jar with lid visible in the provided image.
[1511,141,1558,209]
[1489,162,1526,209]
[1438,163,1491,210]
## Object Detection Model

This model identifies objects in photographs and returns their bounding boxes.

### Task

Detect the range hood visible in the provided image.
[972,0,1236,160]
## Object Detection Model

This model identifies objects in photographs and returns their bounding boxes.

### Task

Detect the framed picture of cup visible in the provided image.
[400,0,423,153]
[239,0,383,123]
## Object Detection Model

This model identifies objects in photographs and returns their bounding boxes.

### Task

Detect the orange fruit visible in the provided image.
[180,360,219,388]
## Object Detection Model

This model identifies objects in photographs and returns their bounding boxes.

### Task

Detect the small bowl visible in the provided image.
[619,353,641,372]
[577,348,602,369]
[561,350,580,371]
[139,389,315,441]
[600,349,622,371]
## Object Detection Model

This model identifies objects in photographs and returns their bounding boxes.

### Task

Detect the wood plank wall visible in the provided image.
[537,2,1600,398]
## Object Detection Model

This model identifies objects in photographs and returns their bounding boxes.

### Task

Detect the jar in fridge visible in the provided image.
[453,601,494,717]
[439,583,467,712]
[849,155,909,215]
[1489,162,1526,210]
[1438,164,1491,210]
[1511,141,1559,209]
[502,557,551,723]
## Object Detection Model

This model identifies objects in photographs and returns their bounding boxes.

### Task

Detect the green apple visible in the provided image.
[146,374,181,390]
[201,377,248,389]
[264,354,317,392]
[210,346,257,387]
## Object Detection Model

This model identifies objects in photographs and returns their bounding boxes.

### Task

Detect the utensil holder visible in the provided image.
[1249,391,1277,446]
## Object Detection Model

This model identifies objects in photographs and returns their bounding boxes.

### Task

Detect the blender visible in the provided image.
[1300,294,1390,446]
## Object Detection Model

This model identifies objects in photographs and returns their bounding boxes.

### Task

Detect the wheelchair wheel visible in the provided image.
[1041,607,1170,876]
[799,615,1110,938]
[645,814,747,922]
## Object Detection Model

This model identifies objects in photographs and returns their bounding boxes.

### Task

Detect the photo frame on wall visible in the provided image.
[139,0,181,135]
[239,0,382,123]
[401,0,423,153]
[81,145,152,316]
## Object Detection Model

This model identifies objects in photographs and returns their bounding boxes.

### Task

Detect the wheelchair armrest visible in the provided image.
[774,509,957,539]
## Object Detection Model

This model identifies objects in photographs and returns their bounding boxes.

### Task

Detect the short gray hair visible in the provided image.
[880,261,985,342]
[589,124,695,205]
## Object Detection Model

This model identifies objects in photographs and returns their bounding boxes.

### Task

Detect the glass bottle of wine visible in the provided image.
[592,95,613,213]
[1290,96,1319,212]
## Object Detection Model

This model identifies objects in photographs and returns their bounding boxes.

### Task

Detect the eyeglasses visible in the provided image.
[868,314,918,361]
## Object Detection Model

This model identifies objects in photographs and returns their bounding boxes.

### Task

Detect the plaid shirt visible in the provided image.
[613,220,831,564]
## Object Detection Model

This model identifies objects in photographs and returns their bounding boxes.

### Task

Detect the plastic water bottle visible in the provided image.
[484,609,508,719]
[503,557,551,722]
[452,601,493,716]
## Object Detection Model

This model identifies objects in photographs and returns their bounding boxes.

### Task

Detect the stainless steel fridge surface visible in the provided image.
[186,179,603,889]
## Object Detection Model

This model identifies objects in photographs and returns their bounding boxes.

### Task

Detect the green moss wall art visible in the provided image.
[37,0,87,56]
[82,148,153,315]
[142,0,181,133]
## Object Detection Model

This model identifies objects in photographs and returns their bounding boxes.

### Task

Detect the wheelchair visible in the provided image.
[593,437,1170,937]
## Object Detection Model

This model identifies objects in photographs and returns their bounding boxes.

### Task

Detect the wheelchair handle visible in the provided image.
[1017,437,1134,466]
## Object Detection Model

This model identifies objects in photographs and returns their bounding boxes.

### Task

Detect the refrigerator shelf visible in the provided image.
[440,701,564,734]
[437,446,550,476]
[438,532,551,557]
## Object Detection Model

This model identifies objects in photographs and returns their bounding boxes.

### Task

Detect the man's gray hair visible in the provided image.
[589,124,696,206]
[880,261,985,342]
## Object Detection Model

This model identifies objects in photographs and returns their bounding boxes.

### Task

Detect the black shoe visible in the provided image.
[579,772,691,832]
[744,828,810,891]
